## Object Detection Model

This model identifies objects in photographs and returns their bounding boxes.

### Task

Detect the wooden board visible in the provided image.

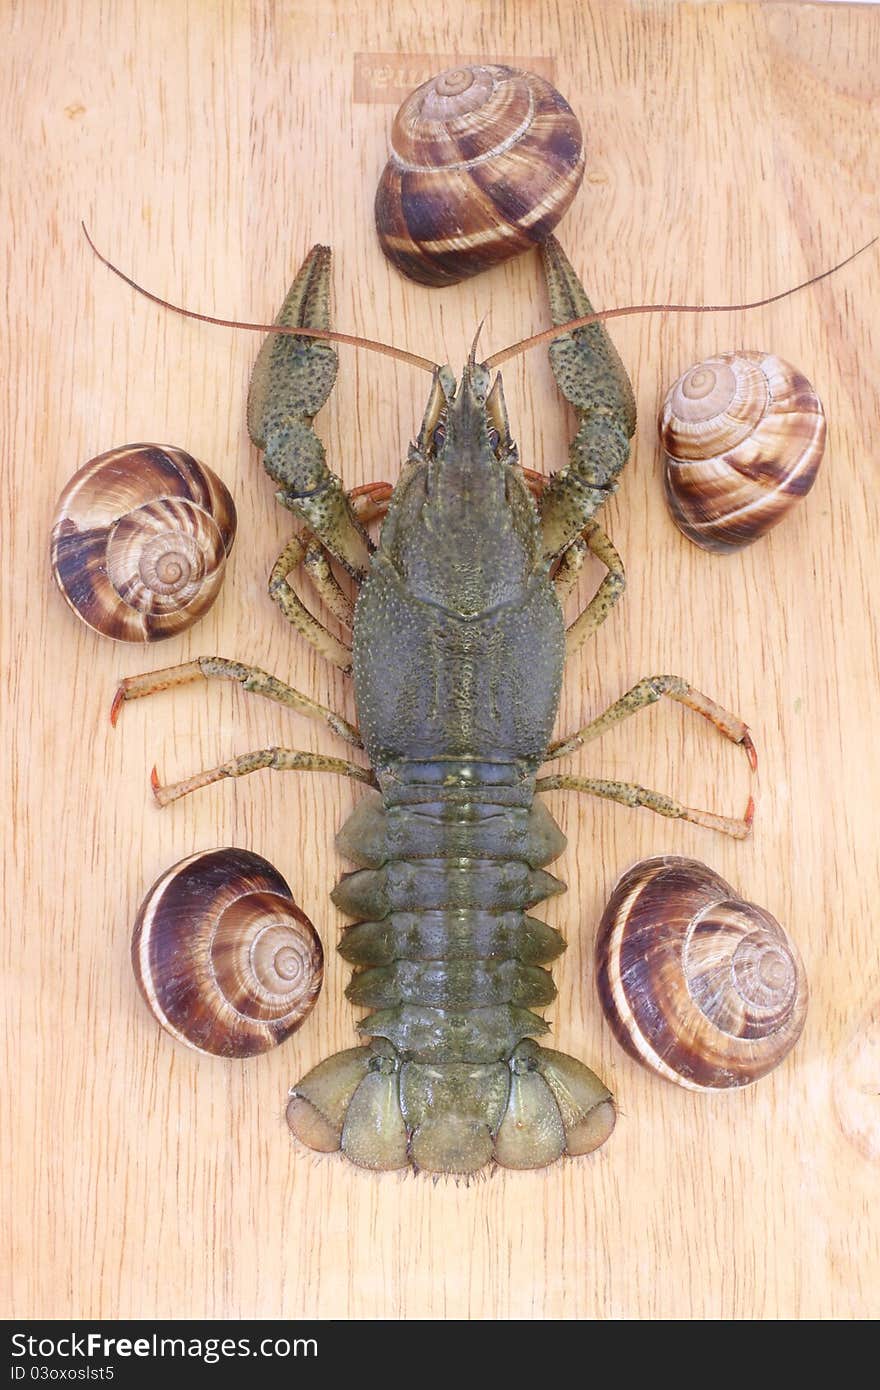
[3,0,879,1320]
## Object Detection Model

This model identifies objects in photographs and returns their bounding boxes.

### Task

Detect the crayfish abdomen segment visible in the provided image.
[287,777,615,1173]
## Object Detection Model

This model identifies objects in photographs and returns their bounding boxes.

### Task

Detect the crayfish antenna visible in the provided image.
[82,224,439,373]
[485,235,879,369]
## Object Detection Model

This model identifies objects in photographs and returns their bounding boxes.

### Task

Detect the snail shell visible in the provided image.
[132,848,323,1058]
[596,856,808,1089]
[375,64,585,287]
[50,443,236,640]
[659,352,826,553]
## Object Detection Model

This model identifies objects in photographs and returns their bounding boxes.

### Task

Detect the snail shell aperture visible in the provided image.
[596,856,808,1089]
[50,443,236,640]
[659,352,826,553]
[375,64,585,287]
[132,848,323,1058]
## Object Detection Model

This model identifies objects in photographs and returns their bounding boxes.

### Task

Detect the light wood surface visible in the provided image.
[3,0,879,1320]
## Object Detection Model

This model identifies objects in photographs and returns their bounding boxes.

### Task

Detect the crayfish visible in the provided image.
[109,235,766,1174]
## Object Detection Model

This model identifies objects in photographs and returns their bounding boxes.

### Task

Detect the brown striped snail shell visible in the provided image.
[659,351,826,553]
[132,848,323,1058]
[596,857,808,1089]
[375,64,585,287]
[50,443,236,641]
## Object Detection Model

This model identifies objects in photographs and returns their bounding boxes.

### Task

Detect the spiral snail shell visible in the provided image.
[375,64,585,287]
[659,352,826,553]
[50,443,236,640]
[132,848,323,1058]
[596,857,808,1089]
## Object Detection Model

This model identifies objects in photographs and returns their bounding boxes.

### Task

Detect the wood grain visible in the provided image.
[3,0,879,1320]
